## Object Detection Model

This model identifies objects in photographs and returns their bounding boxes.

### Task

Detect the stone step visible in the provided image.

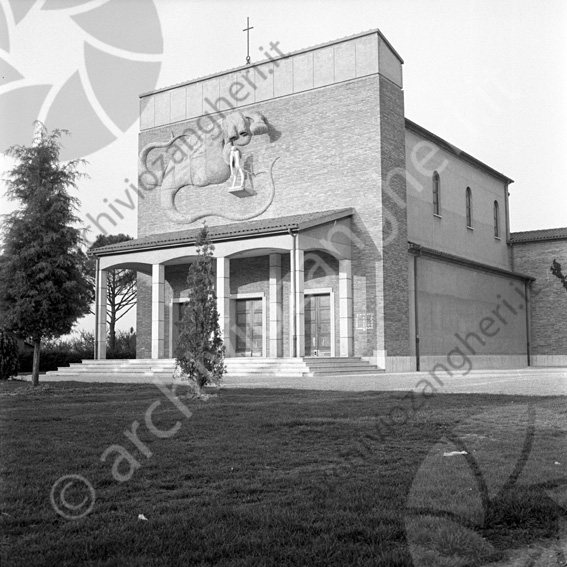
[303,356,366,362]
[305,361,374,368]
[309,369,380,376]
[43,356,381,382]
[303,357,380,376]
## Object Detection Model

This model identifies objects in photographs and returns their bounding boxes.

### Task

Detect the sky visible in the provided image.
[1,0,566,330]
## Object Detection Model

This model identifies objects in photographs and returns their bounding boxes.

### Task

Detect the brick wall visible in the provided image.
[136,64,413,360]
[137,75,384,237]
[136,272,151,359]
[137,75,388,358]
[512,238,567,358]
[379,76,410,359]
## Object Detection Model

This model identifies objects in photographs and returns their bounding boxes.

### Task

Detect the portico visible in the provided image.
[94,209,355,361]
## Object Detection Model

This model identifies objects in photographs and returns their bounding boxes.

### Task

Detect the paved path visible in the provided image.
[17,367,567,396]
[222,367,567,396]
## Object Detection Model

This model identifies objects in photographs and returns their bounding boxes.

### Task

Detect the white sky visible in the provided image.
[1,0,566,331]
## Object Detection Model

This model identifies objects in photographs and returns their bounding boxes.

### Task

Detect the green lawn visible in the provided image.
[1,381,565,567]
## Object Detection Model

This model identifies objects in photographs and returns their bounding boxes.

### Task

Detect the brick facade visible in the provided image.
[136,272,151,359]
[94,30,565,371]
[512,236,567,362]
[379,75,410,364]
[134,38,408,365]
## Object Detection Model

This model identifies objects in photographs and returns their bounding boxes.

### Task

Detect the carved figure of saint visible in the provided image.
[229,144,245,189]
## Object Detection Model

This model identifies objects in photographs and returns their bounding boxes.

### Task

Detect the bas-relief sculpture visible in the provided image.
[138,110,278,223]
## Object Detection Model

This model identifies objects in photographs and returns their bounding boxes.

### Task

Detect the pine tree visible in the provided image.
[87,234,136,354]
[0,124,92,386]
[175,224,225,394]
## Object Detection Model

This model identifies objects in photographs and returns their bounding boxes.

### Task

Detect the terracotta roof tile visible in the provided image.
[92,208,354,256]
[510,227,567,243]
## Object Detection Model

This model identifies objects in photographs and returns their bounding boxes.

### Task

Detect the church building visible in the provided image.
[92,29,567,373]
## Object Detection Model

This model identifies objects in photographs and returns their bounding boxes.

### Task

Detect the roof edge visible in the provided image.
[140,29,402,98]
[510,227,567,244]
[408,241,535,281]
[405,119,514,185]
[91,208,355,257]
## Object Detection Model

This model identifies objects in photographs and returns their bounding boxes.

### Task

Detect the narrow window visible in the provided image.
[466,187,472,228]
[494,200,500,237]
[433,171,440,216]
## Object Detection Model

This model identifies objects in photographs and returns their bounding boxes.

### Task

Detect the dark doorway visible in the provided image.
[235,298,263,356]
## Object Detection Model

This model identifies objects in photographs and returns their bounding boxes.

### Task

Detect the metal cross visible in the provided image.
[243,17,253,65]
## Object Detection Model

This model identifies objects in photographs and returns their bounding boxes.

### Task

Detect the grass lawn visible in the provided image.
[0,380,565,567]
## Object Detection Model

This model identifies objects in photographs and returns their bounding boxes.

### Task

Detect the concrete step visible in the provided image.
[303,356,381,376]
[43,356,382,382]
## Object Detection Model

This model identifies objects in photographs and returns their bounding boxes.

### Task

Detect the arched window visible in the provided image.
[433,171,440,216]
[494,200,500,237]
[466,187,472,228]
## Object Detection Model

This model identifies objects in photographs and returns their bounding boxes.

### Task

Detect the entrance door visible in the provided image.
[305,294,331,356]
[235,298,263,356]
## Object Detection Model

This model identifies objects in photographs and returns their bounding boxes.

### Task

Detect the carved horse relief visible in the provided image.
[138,110,278,223]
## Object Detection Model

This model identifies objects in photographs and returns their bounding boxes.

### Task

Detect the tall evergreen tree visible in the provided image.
[0,124,92,386]
[175,225,225,394]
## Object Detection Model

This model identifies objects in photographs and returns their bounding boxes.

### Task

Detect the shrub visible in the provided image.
[18,330,94,372]
[18,350,84,373]
[17,329,136,372]
[108,329,136,359]
[0,329,19,379]
[176,226,225,393]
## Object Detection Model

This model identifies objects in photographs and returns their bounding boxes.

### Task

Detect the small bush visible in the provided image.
[108,329,136,359]
[0,329,19,379]
[18,350,84,373]
[17,329,136,372]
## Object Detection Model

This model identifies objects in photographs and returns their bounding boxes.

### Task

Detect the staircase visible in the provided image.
[43,357,382,383]
[225,357,310,377]
[45,359,177,383]
[304,357,382,376]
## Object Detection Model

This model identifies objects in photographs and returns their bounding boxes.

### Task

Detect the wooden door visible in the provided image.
[235,299,263,356]
[305,294,331,356]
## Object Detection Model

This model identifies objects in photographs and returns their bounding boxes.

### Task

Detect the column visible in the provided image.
[289,247,296,357]
[95,269,107,359]
[216,257,232,356]
[295,249,305,357]
[151,264,165,359]
[339,259,354,357]
[269,254,283,357]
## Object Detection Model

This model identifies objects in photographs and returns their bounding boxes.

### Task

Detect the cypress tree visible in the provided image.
[175,224,225,394]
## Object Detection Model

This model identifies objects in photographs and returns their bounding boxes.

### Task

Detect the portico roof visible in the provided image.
[92,208,355,257]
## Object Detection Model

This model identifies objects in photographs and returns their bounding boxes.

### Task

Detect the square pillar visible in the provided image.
[151,264,165,359]
[295,249,305,357]
[339,259,354,357]
[96,269,107,359]
[269,254,283,357]
[216,257,232,356]
[289,247,295,357]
